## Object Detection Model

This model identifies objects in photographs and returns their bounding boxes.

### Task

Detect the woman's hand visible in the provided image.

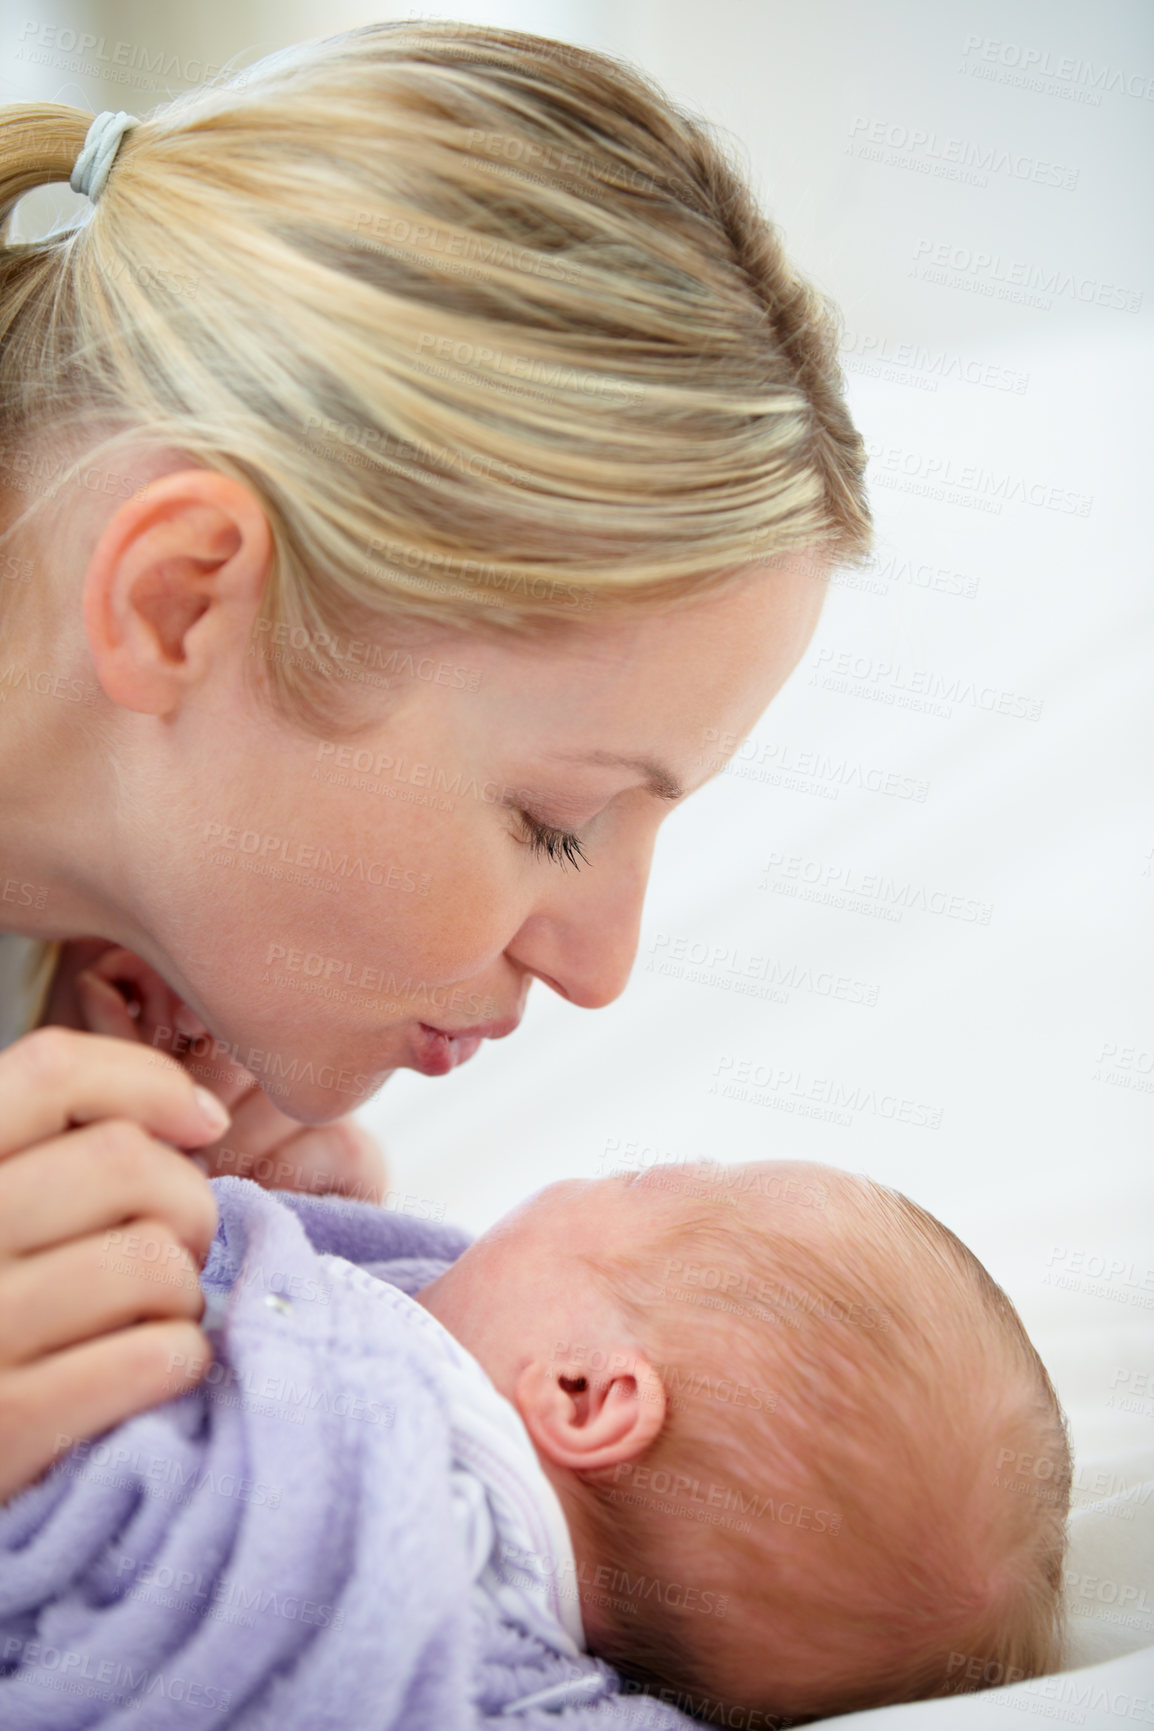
[42,942,389,1204]
[0,1027,224,1502]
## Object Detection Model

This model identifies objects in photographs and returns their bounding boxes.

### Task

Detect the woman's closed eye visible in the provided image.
[517,810,589,871]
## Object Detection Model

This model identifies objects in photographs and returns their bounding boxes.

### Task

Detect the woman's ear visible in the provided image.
[514,1353,666,1473]
[82,469,273,715]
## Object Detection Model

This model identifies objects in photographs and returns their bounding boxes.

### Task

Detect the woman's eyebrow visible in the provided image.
[548,750,683,801]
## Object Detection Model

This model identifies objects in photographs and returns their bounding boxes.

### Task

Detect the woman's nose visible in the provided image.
[505,841,656,1010]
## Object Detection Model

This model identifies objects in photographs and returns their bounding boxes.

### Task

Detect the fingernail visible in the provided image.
[193,1086,230,1133]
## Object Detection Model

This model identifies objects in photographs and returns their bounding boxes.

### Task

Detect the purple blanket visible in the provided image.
[0,1180,694,1729]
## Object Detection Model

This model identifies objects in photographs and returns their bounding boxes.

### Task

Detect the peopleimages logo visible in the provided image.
[846,115,1080,189]
[14,22,229,86]
[910,238,1142,315]
[201,821,429,893]
[959,33,1154,103]
[114,1555,345,1629]
[0,1634,232,1715]
[761,851,993,926]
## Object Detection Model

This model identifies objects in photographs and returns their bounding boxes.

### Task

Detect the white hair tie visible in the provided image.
[70,109,140,203]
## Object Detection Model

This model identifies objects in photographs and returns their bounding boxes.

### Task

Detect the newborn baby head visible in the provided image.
[416,1160,1071,1722]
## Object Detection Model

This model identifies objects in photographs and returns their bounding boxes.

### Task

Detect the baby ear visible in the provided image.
[78,945,197,1050]
[514,1354,666,1473]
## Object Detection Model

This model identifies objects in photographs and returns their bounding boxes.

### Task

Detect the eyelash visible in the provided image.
[518,811,590,871]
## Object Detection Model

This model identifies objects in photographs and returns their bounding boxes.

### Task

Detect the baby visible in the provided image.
[416,1157,1072,1721]
[0,1159,1071,1729]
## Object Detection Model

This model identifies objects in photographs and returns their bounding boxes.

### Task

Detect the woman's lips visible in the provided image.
[409,1013,521,1077]
[411,1023,486,1076]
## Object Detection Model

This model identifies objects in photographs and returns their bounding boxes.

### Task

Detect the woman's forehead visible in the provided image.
[461,558,827,756]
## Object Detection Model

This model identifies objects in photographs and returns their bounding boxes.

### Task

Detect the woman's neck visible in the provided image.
[0,583,122,942]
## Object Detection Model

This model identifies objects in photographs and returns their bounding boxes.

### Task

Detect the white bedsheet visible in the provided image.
[361,0,1154,1715]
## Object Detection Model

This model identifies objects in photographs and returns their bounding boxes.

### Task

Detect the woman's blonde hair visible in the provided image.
[0,19,872,721]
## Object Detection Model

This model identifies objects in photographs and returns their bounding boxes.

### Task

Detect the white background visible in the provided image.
[7,0,1153,1715]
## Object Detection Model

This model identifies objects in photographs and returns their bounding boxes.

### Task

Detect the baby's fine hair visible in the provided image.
[0,20,871,723]
[573,1164,1071,1722]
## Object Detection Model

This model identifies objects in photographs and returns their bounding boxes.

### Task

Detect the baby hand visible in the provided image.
[44,942,389,1204]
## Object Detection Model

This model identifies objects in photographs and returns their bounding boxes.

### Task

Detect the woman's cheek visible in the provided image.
[412,845,525,980]
[313,835,519,986]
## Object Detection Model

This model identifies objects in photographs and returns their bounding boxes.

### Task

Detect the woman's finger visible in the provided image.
[0,1223,203,1366]
[0,1120,219,1262]
[0,1319,212,1505]
[0,1027,231,1160]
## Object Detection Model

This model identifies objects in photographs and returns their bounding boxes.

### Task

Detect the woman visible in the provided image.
[0,20,871,1502]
